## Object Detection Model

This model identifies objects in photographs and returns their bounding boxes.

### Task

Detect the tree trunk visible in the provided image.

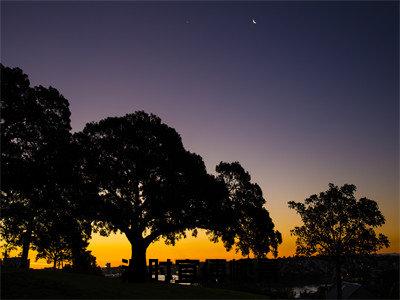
[71,236,84,271]
[71,246,81,271]
[335,258,343,299]
[20,227,32,269]
[53,259,57,269]
[126,233,147,282]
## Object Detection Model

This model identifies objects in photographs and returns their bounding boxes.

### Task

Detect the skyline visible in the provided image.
[1,1,399,268]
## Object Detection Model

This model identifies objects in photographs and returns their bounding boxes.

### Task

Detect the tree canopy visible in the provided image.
[75,112,216,280]
[288,183,389,257]
[76,112,282,281]
[288,183,389,298]
[1,65,282,278]
[210,162,282,258]
[0,64,92,270]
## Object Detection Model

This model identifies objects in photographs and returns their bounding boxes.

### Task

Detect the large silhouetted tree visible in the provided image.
[76,112,282,281]
[0,65,90,268]
[288,183,389,299]
[75,112,218,281]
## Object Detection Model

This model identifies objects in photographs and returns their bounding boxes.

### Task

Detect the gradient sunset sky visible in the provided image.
[1,1,399,268]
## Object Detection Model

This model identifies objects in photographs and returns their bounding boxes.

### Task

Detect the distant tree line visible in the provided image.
[0,65,389,295]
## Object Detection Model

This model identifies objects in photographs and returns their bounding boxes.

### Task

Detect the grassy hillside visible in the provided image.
[1,270,266,299]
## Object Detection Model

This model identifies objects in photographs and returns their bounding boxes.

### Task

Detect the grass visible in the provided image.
[1,269,267,299]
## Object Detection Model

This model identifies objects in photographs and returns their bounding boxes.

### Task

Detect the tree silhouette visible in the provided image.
[34,217,73,269]
[210,162,282,258]
[76,112,283,281]
[75,112,216,281]
[1,65,282,278]
[0,220,18,259]
[0,64,88,268]
[288,183,389,299]
[33,213,95,270]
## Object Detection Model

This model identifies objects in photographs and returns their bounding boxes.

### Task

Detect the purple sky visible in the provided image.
[2,1,399,253]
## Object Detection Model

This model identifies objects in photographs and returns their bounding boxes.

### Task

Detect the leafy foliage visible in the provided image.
[32,213,95,270]
[75,112,218,281]
[211,162,282,258]
[34,222,72,268]
[288,183,389,257]
[0,65,92,269]
[75,112,212,245]
[1,65,282,278]
[76,112,282,280]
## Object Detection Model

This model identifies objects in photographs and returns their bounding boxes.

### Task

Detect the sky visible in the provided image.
[1,1,399,268]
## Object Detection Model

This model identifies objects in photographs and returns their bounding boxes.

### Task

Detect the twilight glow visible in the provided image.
[1,1,398,268]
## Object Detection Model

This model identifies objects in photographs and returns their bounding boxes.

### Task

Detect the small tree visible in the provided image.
[34,226,72,269]
[32,210,92,270]
[288,183,389,299]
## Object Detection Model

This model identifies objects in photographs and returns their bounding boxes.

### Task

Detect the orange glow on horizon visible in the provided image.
[3,193,398,269]
[3,226,397,269]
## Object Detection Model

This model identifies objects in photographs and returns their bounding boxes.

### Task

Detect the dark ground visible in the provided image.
[1,269,266,299]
